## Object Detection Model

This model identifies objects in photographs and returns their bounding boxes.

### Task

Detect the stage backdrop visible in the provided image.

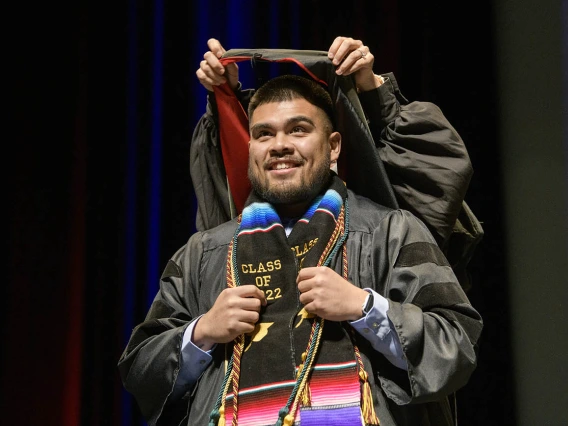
[5,0,567,425]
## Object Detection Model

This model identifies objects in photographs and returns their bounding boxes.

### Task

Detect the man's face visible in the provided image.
[247,98,341,211]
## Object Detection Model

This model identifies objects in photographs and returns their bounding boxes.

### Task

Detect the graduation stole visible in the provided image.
[209,174,379,426]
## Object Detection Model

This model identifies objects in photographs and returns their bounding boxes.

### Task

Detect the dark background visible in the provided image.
[5,0,567,425]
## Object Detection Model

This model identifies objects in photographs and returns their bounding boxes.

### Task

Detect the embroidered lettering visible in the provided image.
[265,288,282,301]
[309,238,318,249]
[291,238,319,257]
[265,260,282,271]
[242,259,282,274]
[255,275,272,287]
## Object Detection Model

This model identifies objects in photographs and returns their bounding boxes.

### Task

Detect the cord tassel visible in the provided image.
[297,352,312,407]
[282,413,296,426]
[217,406,226,426]
[300,382,312,407]
[274,407,289,426]
[208,409,220,426]
[359,369,380,425]
[300,383,312,407]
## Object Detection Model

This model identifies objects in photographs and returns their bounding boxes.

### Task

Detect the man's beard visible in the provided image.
[248,154,332,206]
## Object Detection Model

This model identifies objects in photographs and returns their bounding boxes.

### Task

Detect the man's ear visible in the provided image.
[329,132,341,162]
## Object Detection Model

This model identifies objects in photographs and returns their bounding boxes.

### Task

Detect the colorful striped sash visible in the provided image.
[209,174,379,426]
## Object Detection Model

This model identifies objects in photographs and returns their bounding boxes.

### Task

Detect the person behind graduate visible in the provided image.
[118,36,483,426]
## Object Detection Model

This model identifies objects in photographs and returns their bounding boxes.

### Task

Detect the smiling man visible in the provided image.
[246,77,341,217]
[119,38,483,426]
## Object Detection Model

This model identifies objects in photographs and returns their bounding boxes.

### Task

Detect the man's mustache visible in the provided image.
[264,156,305,169]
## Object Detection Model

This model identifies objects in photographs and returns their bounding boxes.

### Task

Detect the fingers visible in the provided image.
[327,36,374,77]
[296,266,333,292]
[196,52,227,91]
[198,285,266,344]
[335,46,373,76]
[223,286,266,335]
[224,61,239,80]
[336,47,373,76]
[207,38,226,58]
[297,267,327,308]
[328,36,363,63]
[297,267,367,321]
[227,285,268,308]
[196,38,238,92]
[232,310,261,328]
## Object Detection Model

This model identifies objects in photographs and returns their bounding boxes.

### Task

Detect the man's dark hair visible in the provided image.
[248,75,336,131]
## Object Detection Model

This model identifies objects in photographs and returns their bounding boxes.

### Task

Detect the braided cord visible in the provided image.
[340,203,379,425]
[227,218,246,425]
[350,328,380,425]
[289,317,324,417]
[318,205,345,265]
[230,216,243,288]
[209,218,242,426]
[230,334,245,426]
[323,200,349,268]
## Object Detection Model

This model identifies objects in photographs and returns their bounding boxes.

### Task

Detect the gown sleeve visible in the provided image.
[366,209,483,405]
[117,233,204,426]
[358,73,473,248]
[189,88,256,231]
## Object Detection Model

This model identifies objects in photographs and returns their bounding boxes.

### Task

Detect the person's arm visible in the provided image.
[349,289,408,370]
[118,230,267,426]
[170,317,216,400]
[328,36,473,248]
[295,267,409,370]
[196,38,239,92]
[358,75,473,247]
[370,209,483,404]
[192,38,257,232]
[117,234,204,426]
[190,100,234,231]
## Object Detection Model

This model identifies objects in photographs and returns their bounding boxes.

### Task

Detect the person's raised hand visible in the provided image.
[193,285,267,351]
[327,36,384,92]
[195,38,239,92]
[297,266,368,322]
